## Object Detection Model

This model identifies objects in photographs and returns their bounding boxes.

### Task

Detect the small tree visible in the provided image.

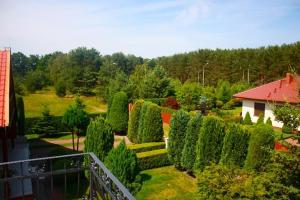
[127,100,144,143]
[256,114,264,124]
[32,105,56,136]
[243,112,252,125]
[107,91,129,133]
[176,82,202,111]
[220,123,250,167]
[168,110,190,169]
[62,96,90,151]
[104,140,140,191]
[244,124,275,171]
[84,117,114,161]
[16,96,25,135]
[266,117,272,126]
[55,79,66,97]
[137,101,151,143]
[215,80,232,104]
[273,103,300,133]
[194,116,226,171]
[181,113,203,173]
[140,103,164,143]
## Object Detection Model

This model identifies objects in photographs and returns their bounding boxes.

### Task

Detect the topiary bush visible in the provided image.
[181,113,203,173]
[128,142,165,153]
[127,100,144,143]
[104,140,140,192]
[137,149,171,170]
[168,109,190,169]
[140,103,164,143]
[266,117,272,126]
[137,101,151,143]
[219,123,250,167]
[84,117,114,161]
[194,116,226,171]
[107,91,129,133]
[244,124,275,171]
[256,114,264,124]
[243,112,252,125]
[55,79,66,97]
[16,95,25,135]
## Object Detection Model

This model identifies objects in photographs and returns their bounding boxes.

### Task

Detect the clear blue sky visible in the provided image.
[1,0,300,58]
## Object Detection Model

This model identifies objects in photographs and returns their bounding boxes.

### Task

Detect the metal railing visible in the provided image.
[0,153,135,200]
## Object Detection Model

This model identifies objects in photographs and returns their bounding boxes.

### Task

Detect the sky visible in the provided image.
[0,0,300,58]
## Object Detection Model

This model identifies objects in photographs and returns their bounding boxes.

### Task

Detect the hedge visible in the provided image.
[137,149,171,170]
[127,142,165,153]
[128,100,144,143]
[144,98,166,106]
[137,101,151,143]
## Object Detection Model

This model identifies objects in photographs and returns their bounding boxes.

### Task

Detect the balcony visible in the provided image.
[0,153,135,200]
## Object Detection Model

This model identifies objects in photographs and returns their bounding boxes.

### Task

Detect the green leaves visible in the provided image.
[273,103,300,131]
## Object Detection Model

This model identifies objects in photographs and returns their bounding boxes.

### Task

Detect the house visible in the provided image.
[233,73,300,128]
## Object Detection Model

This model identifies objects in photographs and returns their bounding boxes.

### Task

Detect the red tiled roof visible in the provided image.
[233,73,300,103]
[0,49,10,127]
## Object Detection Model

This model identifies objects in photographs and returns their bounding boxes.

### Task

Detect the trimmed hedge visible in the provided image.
[194,116,226,171]
[219,123,250,167]
[244,124,275,171]
[140,103,164,143]
[127,142,165,153]
[137,149,171,170]
[137,101,151,143]
[107,91,129,133]
[243,112,252,125]
[128,100,144,143]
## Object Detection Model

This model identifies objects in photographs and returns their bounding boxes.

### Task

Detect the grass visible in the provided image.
[23,87,107,117]
[136,166,197,200]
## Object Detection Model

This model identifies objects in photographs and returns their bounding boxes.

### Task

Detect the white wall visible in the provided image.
[242,100,283,128]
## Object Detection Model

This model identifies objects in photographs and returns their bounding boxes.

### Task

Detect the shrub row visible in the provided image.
[127,142,165,153]
[137,149,171,170]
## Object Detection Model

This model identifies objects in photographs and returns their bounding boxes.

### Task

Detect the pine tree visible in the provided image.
[256,114,264,124]
[181,113,203,173]
[243,112,252,125]
[32,105,56,136]
[137,101,151,143]
[127,100,144,143]
[168,110,190,169]
[266,117,272,126]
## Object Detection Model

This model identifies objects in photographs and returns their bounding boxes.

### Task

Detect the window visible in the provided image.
[254,102,265,116]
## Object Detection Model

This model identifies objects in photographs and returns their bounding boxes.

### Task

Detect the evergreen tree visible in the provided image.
[84,117,114,161]
[128,100,144,143]
[137,101,151,143]
[194,116,226,171]
[107,91,129,133]
[220,123,250,167]
[181,113,203,173]
[243,112,252,125]
[168,110,190,169]
[266,117,272,126]
[256,114,264,124]
[16,96,25,135]
[55,79,66,97]
[32,105,56,136]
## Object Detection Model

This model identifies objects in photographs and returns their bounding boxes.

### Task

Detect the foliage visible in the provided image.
[176,82,202,111]
[55,79,66,97]
[127,64,149,100]
[243,112,252,125]
[106,70,128,102]
[140,66,174,98]
[244,124,275,170]
[266,117,272,126]
[140,103,164,143]
[194,116,226,171]
[215,80,232,104]
[104,140,140,192]
[137,149,171,170]
[181,113,203,173]
[16,95,25,135]
[256,113,264,124]
[137,101,151,143]
[24,69,50,92]
[84,117,114,161]
[107,91,128,133]
[31,105,56,136]
[127,100,144,143]
[219,123,250,167]
[282,124,293,134]
[163,96,179,109]
[168,109,190,169]
[273,103,300,131]
[127,142,165,153]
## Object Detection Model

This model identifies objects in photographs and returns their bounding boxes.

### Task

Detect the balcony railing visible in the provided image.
[0,153,135,200]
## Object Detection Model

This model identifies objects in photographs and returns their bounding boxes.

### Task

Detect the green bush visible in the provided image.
[140,103,164,143]
[181,113,203,173]
[107,91,129,133]
[128,100,144,143]
[256,114,264,124]
[282,124,292,134]
[244,124,275,171]
[127,142,165,153]
[137,101,151,143]
[219,123,250,167]
[16,96,25,135]
[266,117,272,126]
[55,79,66,97]
[194,116,226,171]
[243,112,252,125]
[84,117,114,161]
[144,98,166,106]
[176,82,202,111]
[104,140,139,189]
[168,110,190,169]
[137,149,171,170]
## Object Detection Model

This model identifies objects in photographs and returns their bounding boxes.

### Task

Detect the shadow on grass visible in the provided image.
[140,173,152,183]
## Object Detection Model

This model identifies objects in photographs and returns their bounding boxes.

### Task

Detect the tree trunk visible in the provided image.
[76,133,80,151]
[71,131,75,151]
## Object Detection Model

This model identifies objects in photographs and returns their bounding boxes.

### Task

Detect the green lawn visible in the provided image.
[23,87,107,117]
[136,166,197,200]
